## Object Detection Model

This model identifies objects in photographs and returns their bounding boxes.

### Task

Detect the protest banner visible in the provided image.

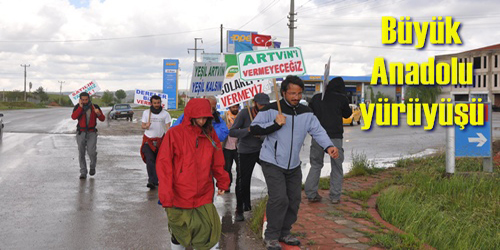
[236,47,307,81]
[133,89,168,109]
[218,54,272,109]
[68,81,101,105]
[188,62,227,97]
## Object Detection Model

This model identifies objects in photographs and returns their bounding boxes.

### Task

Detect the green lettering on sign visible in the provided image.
[243,55,256,66]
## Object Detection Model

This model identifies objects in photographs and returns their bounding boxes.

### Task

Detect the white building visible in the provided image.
[436,44,500,106]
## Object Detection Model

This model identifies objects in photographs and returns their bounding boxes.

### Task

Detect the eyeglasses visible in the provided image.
[285,92,303,97]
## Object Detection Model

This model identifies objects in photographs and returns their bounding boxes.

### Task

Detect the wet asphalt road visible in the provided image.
[1,107,499,249]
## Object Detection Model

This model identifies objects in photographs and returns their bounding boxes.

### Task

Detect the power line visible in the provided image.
[0,27,219,44]
[273,35,464,52]
[237,0,282,30]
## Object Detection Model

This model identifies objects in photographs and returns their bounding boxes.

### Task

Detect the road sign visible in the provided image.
[455,102,491,157]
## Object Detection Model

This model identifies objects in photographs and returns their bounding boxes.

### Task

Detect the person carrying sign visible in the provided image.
[171,96,229,143]
[71,92,105,179]
[140,95,172,189]
[304,77,352,204]
[249,75,339,250]
[221,104,240,193]
[156,98,229,250]
[229,93,270,222]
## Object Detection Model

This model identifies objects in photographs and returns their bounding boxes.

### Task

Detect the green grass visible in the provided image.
[0,101,46,110]
[378,154,500,250]
[249,196,268,239]
[346,178,396,201]
[351,211,373,220]
[168,110,184,119]
[370,231,423,250]
[345,152,384,178]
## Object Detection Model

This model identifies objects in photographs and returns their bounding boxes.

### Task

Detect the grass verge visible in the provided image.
[377,154,500,250]
[249,196,268,239]
[0,101,46,110]
[345,152,384,178]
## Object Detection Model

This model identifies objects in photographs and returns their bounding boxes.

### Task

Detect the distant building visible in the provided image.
[436,44,500,105]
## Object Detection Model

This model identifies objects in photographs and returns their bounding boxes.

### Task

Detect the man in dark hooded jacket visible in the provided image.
[304,77,352,204]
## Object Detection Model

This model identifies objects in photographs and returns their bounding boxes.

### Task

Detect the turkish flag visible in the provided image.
[251,33,272,47]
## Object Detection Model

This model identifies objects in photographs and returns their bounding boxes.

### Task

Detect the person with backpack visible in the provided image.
[71,92,105,179]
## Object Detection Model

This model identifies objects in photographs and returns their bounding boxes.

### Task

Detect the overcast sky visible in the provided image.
[1,0,499,93]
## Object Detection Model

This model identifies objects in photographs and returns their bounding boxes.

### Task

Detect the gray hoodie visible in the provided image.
[250,99,335,170]
[229,107,264,154]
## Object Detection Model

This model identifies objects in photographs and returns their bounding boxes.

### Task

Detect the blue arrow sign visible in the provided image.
[455,103,492,157]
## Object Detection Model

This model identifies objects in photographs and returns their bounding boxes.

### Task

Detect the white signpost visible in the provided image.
[68,80,101,105]
[188,62,227,97]
[133,89,168,109]
[236,47,306,81]
[218,62,272,109]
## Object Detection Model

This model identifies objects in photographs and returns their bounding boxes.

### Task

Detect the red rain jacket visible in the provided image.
[71,104,105,132]
[156,98,230,208]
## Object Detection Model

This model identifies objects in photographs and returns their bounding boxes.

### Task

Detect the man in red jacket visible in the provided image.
[71,92,105,179]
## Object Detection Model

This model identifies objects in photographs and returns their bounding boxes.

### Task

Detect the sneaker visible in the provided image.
[279,234,301,246]
[308,195,323,203]
[146,183,156,189]
[331,199,340,204]
[264,239,282,250]
[235,212,245,221]
[79,174,87,179]
[89,169,96,176]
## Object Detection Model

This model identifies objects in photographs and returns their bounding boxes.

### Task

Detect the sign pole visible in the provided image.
[273,79,282,114]
[247,100,253,122]
[483,103,493,173]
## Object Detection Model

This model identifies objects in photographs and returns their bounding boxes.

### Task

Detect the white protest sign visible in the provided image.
[133,89,168,109]
[322,56,331,101]
[69,80,101,105]
[237,47,306,81]
[218,65,272,109]
[189,62,227,97]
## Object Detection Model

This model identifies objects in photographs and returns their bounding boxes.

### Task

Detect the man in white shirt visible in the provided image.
[140,95,172,189]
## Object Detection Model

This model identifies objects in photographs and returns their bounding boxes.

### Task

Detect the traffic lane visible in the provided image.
[0,107,112,134]
[0,132,266,249]
[0,133,169,249]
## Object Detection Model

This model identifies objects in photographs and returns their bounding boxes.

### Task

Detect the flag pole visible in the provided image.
[247,100,253,122]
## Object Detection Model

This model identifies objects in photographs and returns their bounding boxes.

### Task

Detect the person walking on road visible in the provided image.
[304,77,352,204]
[140,95,171,189]
[250,75,339,250]
[222,104,240,193]
[71,92,105,179]
[229,93,270,222]
[156,98,230,250]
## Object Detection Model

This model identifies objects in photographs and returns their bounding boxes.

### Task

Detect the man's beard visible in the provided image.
[230,110,238,115]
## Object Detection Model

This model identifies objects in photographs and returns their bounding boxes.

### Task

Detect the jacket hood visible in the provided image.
[326,77,346,94]
[182,98,213,126]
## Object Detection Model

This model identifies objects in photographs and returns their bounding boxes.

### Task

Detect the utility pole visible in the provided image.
[220,24,223,53]
[20,64,30,101]
[58,81,65,105]
[187,38,204,62]
[288,0,296,47]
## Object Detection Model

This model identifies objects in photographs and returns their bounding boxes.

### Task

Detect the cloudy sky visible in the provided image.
[1,0,499,93]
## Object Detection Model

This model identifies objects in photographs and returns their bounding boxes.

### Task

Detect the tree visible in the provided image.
[115,89,126,103]
[102,90,114,105]
[33,87,49,102]
[405,85,441,104]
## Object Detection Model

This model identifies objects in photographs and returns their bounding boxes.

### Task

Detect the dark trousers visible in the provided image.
[236,151,260,213]
[261,160,302,240]
[223,148,239,189]
[141,143,158,185]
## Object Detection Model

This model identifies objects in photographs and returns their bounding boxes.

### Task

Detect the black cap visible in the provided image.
[254,93,270,105]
